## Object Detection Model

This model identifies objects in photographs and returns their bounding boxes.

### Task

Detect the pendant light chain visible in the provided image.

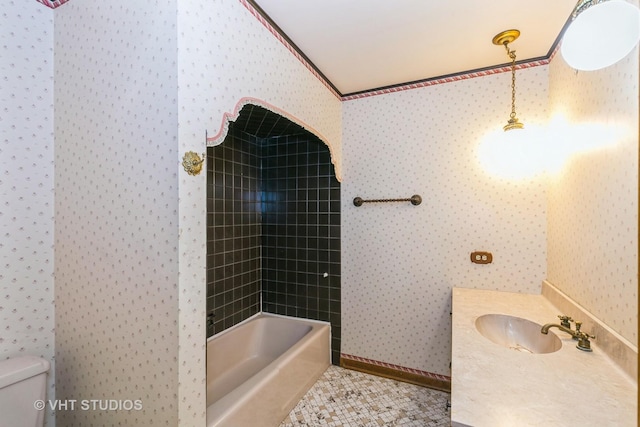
[507,44,517,121]
[502,41,523,131]
[492,29,524,131]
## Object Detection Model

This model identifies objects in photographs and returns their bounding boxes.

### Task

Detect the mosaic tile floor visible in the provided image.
[280,365,451,427]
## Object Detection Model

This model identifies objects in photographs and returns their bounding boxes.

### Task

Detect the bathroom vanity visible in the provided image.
[451,287,637,427]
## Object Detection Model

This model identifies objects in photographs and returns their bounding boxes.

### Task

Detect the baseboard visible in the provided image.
[340,354,451,393]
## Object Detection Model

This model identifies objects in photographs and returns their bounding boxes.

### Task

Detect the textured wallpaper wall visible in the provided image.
[547,38,639,345]
[341,66,550,376]
[7,2,340,427]
[177,1,343,424]
[1,2,55,426]
[54,0,180,425]
[18,0,636,425]
[178,0,343,168]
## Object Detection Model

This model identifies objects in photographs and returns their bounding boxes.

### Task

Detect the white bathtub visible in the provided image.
[206,313,330,427]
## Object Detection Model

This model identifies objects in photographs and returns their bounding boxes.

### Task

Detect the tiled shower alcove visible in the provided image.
[206,105,342,363]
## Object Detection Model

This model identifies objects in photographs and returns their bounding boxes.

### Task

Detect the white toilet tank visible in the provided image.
[0,356,50,427]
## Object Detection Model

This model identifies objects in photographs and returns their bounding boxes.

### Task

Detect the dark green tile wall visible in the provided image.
[261,134,341,364]
[206,118,341,364]
[206,127,261,336]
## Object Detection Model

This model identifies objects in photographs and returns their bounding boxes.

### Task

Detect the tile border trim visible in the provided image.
[340,353,451,392]
[36,0,70,9]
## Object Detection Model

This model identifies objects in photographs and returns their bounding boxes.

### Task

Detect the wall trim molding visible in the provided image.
[240,0,342,99]
[36,0,70,9]
[340,59,550,101]
[340,353,451,392]
[240,0,551,101]
[241,0,552,100]
[205,96,342,182]
[37,0,553,100]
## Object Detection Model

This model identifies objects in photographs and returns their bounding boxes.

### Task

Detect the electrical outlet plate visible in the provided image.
[470,251,493,264]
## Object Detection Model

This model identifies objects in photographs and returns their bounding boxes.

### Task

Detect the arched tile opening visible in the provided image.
[206,103,341,364]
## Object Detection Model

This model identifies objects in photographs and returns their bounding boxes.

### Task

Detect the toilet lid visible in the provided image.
[0,356,50,389]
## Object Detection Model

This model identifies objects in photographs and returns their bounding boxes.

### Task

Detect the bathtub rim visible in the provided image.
[206,311,332,343]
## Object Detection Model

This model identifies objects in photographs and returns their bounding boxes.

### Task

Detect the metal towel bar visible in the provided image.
[353,194,422,207]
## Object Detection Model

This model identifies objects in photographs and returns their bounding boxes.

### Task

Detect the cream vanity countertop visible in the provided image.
[451,287,637,427]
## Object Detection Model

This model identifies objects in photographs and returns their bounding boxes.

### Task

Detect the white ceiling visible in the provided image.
[252,0,578,95]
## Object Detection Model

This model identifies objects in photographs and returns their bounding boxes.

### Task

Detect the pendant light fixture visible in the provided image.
[492,29,524,132]
[477,29,549,180]
[561,0,640,71]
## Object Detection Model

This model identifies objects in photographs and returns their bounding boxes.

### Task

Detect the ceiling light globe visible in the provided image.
[561,0,640,71]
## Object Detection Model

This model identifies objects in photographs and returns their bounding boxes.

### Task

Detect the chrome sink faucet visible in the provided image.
[541,315,595,352]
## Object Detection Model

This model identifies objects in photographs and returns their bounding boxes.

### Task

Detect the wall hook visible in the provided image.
[182,151,205,176]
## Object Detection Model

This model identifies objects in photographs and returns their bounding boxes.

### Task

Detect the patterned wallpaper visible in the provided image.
[14,1,636,426]
[179,0,343,169]
[54,1,179,425]
[341,66,550,376]
[177,1,342,424]
[1,2,56,426]
[547,28,638,345]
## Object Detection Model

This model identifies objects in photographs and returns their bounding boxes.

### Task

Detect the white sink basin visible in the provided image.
[475,314,562,354]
